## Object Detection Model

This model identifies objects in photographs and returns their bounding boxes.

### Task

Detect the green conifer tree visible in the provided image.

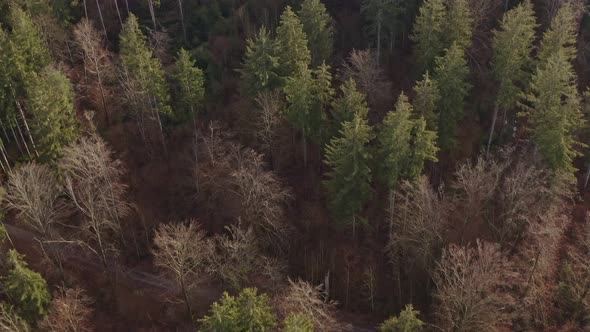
[331,78,369,133]
[380,304,425,332]
[443,0,473,51]
[275,6,311,79]
[173,48,205,123]
[361,0,401,61]
[433,42,471,150]
[3,250,51,324]
[412,71,440,131]
[26,68,77,161]
[487,0,537,152]
[538,2,577,63]
[240,26,280,97]
[282,313,313,332]
[284,64,315,166]
[324,112,373,236]
[411,0,446,70]
[298,0,333,67]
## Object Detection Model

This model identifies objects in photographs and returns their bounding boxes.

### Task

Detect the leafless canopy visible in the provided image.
[255,90,282,158]
[433,241,510,332]
[0,304,30,332]
[39,288,94,332]
[277,279,339,332]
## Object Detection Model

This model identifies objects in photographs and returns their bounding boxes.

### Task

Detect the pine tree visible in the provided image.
[408,116,438,180]
[173,48,205,123]
[443,0,473,51]
[240,26,280,97]
[312,62,334,143]
[433,42,471,150]
[361,0,401,61]
[378,92,414,190]
[282,313,313,332]
[3,250,51,324]
[538,2,577,63]
[324,112,373,236]
[380,304,425,332]
[275,6,311,79]
[411,0,446,70]
[487,0,537,152]
[26,68,78,161]
[298,0,334,67]
[412,71,440,131]
[522,51,583,183]
[331,78,369,130]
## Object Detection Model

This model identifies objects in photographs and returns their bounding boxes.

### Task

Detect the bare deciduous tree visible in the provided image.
[0,304,30,332]
[340,49,391,112]
[59,135,129,270]
[73,19,113,125]
[433,241,510,332]
[39,288,94,332]
[152,220,210,320]
[277,279,339,332]
[255,90,282,166]
[4,163,66,278]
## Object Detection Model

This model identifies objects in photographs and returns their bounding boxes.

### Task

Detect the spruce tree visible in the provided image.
[240,26,280,97]
[173,48,205,123]
[378,92,414,190]
[538,2,577,63]
[408,116,438,180]
[331,78,369,130]
[119,14,171,118]
[312,62,334,143]
[275,6,311,79]
[3,250,51,324]
[298,0,334,67]
[412,71,440,131]
[324,112,373,236]
[433,42,471,150]
[380,304,425,332]
[361,0,400,61]
[443,0,473,51]
[487,0,537,152]
[411,0,446,70]
[26,68,78,161]
[523,51,583,183]
[284,63,315,166]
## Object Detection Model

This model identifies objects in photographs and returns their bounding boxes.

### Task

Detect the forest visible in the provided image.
[1,0,590,330]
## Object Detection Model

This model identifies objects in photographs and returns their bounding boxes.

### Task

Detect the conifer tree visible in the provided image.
[378,92,414,190]
[275,6,311,79]
[324,112,373,236]
[443,0,473,51]
[487,0,537,152]
[380,304,425,332]
[282,313,313,332]
[298,0,333,67]
[26,68,78,161]
[433,42,471,150]
[522,51,583,183]
[240,26,280,97]
[412,71,440,131]
[538,2,577,63]
[411,0,446,70]
[284,64,315,166]
[173,48,205,123]
[3,250,51,324]
[312,62,334,143]
[119,14,170,150]
[361,0,400,61]
[408,117,438,180]
[331,79,369,131]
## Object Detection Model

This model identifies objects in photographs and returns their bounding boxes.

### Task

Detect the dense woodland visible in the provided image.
[2,0,590,330]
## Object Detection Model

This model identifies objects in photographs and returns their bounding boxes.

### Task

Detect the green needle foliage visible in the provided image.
[412,71,440,131]
[240,26,280,97]
[298,0,333,67]
[3,250,51,324]
[324,111,373,233]
[275,6,311,79]
[282,313,313,332]
[173,48,205,123]
[443,0,473,51]
[411,0,446,71]
[198,288,277,332]
[432,42,471,151]
[331,78,369,131]
[380,304,425,332]
[119,14,171,117]
[538,2,577,63]
[26,68,78,161]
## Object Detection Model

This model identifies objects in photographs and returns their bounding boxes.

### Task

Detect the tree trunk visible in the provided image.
[124,0,130,14]
[0,140,10,172]
[178,0,187,42]
[95,0,108,38]
[11,84,38,157]
[388,189,395,235]
[9,121,23,157]
[180,277,194,324]
[302,130,307,168]
[486,101,500,154]
[96,67,109,125]
[83,0,88,19]
[0,118,11,143]
[113,0,123,27]
[585,163,590,189]
[14,116,31,158]
[148,0,157,31]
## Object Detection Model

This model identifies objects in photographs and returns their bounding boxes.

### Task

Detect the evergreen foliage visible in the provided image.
[298,0,333,67]
[240,26,280,97]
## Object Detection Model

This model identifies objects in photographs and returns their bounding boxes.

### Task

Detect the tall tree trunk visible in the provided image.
[148,0,157,31]
[83,0,88,18]
[302,130,307,168]
[124,0,130,14]
[11,84,38,157]
[9,122,23,157]
[95,0,108,38]
[14,116,31,158]
[0,118,12,143]
[486,101,500,154]
[584,163,590,189]
[96,66,109,125]
[113,0,123,27]
[0,140,10,172]
[180,277,194,324]
[178,0,187,43]
[376,11,381,63]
